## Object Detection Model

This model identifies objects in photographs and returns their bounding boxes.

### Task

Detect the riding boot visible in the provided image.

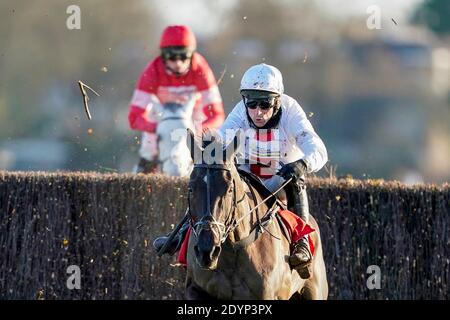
[136,157,158,174]
[152,219,190,256]
[289,181,313,279]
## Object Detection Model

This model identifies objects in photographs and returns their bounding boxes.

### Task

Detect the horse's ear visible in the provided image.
[224,130,242,162]
[186,128,202,162]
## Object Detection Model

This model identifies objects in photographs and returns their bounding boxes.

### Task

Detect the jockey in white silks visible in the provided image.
[153,63,328,280]
[216,63,328,279]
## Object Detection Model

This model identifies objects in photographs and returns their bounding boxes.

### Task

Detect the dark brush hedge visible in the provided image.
[0,171,448,299]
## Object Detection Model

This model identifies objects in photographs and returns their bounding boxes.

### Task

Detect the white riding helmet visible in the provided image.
[239,63,284,95]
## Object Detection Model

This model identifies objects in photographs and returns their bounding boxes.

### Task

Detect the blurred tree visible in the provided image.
[1,0,449,181]
[412,0,450,37]
[0,0,162,137]
[204,0,450,182]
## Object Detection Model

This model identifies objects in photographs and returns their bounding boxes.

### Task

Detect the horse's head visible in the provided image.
[186,129,241,270]
[156,102,195,177]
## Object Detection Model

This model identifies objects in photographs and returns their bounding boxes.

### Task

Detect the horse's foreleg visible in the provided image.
[185,277,215,300]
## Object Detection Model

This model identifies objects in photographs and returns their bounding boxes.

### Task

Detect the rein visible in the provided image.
[159,116,185,122]
[230,177,292,231]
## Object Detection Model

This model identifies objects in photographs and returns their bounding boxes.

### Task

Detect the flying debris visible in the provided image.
[78,80,100,120]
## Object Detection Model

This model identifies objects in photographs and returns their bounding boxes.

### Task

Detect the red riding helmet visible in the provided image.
[159,25,197,49]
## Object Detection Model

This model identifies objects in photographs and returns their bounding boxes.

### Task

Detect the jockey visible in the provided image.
[218,63,328,279]
[128,25,225,173]
[152,63,327,280]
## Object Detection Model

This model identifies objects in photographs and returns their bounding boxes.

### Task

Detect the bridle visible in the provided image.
[188,163,237,244]
[187,162,293,246]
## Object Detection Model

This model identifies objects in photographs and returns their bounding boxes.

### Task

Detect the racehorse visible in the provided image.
[155,101,195,177]
[184,129,328,300]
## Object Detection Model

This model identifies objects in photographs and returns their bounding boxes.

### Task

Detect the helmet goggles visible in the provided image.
[161,46,193,62]
[242,90,279,110]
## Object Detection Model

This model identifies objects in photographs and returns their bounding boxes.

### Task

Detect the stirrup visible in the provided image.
[296,262,312,279]
[153,235,183,256]
[153,220,190,256]
[289,240,312,279]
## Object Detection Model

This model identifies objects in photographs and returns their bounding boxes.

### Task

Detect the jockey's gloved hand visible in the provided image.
[277,159,308,181]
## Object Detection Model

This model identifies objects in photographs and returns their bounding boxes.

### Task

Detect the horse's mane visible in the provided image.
[199,128,223,149]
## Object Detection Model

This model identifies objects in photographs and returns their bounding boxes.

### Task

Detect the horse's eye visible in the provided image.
[188,187,193,193]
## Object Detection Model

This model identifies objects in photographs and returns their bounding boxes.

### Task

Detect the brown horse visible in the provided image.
[184,130,328,300]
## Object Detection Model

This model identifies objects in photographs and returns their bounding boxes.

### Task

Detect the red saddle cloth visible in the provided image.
[178,208,315,266]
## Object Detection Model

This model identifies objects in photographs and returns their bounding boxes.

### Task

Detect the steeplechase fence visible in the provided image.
[0,171,448,299]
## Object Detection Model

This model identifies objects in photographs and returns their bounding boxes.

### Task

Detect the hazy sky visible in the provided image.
[152,0,425,37]
[319,0,425,20]
[152,0,237,37]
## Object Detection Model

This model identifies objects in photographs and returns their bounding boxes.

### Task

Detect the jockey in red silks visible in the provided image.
[128,25,224,173]
[217,64,328,279]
